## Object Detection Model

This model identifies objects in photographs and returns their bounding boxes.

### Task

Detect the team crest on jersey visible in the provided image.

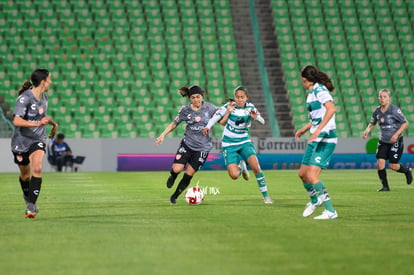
[380,117,385,123]
[194,116,201,122]
[176,154,182,160]
[38,107,44,114]
[16,155,23,162]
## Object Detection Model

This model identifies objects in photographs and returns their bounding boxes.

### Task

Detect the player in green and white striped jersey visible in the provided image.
[295,65,338,220]
[203,86,272,204]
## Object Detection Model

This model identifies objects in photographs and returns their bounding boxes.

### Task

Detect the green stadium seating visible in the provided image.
[271,0,413,137]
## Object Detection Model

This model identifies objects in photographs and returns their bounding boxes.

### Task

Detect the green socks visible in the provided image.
[314,181,335,212]
[303,183,318,204]
[255,172,269,197]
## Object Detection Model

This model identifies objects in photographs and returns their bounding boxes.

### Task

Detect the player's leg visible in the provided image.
[166,163,185,188]
[25,147,45,218]
[241,144,271,203]
[170,150,209,204]
[14,152,31,207]
[306,142,337,219]
[223,146,241,179]
[166,141,189,188]
[300,165,322,217]
[18,165,31,207]
[388,138,412,184]
[376,142,390,191]
[299,143,321,216]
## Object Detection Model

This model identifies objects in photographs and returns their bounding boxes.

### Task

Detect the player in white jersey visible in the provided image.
[295,65,338,219]
[362,88,412,191]
[11,68,58,218]
[203,86,272,204]
[155,85,217,204]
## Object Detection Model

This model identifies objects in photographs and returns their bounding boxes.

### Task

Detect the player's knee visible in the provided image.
[228,170,239,179]
[389,163,399,171]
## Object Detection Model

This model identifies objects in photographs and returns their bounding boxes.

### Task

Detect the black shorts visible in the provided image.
[12,142,47,166]
[376,136,404,164]
[173,140,209,171]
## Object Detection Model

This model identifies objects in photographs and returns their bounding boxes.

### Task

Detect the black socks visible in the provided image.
[378,169,389,189]
[172,173,193,199]
[28,176,42,204]
[19,177,30,197]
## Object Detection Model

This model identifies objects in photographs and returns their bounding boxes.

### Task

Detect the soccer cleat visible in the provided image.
[166,176,175,188]
[314,209,338,220]
[239,160,250,180]
[263,196,273,204]
[377,186,390,192]
[302,198,322,217]
[405,168,412,185]
[170,195,177,205]
[24,203,39,219]
[25,210,36,219]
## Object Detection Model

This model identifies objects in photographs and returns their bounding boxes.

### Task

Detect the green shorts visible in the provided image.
[223,142,256,166]
[302,141,336,169]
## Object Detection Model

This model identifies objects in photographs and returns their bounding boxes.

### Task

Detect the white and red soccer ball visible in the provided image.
[185,187,204,205]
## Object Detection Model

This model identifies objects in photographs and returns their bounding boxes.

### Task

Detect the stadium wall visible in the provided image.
[2,138,414,172]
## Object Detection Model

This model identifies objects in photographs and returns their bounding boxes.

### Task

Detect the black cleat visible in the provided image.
[170,195,177,204]
[166,176,175,188]
[405,168,412,185]
[377,187,390,192]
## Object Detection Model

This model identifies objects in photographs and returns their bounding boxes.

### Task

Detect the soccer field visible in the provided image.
[1,170,413,275]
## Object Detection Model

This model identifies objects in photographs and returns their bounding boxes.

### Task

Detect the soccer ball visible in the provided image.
[185,187,204,205]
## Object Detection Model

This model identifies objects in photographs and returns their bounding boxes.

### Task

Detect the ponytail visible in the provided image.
[18,80,33,96]
[17,68,49,96]
[301,65,334,92]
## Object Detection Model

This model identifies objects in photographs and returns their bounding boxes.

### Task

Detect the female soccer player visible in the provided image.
[11,68,58,218]
[362,88,412,191]
[155,85,217,204]
[202,86,272,204]
[295,65,338,219]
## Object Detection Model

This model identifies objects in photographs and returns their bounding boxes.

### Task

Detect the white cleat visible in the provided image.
[302,198,322,217]
[239,160,250,180]
[314,210,338,220]
[263,196,273,204]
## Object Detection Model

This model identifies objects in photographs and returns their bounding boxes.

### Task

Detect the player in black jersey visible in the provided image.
[155,85,217,204]
[362,88,412,191]
[11,68,58,218]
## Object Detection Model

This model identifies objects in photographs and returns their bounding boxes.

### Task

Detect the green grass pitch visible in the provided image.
[1,170,414,275]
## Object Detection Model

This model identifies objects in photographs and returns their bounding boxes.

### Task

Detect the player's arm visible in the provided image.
[362,123,375,139]
[46,117,58,139]
[390,121,408,143]
[218,101,236,126]
[12,115,43,127]
[155,122,177,146]
[295,122,312,141]
[202,105,229,135]
[250,108,265,125]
